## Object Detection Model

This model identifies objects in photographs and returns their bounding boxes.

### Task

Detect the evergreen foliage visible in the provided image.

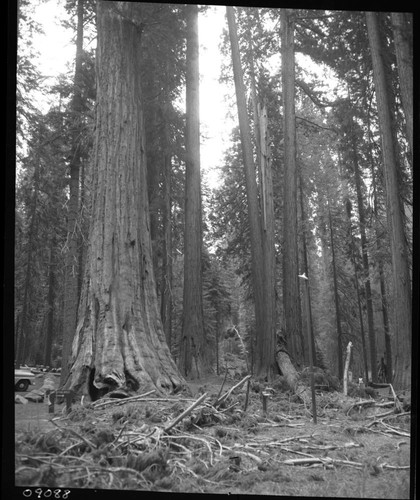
[14,4,412,389]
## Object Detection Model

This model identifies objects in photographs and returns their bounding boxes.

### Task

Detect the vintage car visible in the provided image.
[14,368,36,392]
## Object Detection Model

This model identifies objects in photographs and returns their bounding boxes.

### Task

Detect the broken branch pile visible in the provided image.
[15,374,411,493]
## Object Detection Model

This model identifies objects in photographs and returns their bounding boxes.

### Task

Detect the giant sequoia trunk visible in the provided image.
[281,9,304,365]
[366,12,411,390]
[64,2,185,399]
[391,12,413,158]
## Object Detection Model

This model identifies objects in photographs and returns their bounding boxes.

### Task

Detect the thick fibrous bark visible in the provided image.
[391,12,413,157]
[366,12,411,389]
[281,9,304,365]
[64,2,185,399]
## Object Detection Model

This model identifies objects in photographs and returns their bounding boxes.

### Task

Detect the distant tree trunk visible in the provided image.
[298,175,316,365]
[328,203,343,379]
[44,238,56,367]
[16,139,40,367]
[391,12,413,158]
[179,3,208,378]
[345,198,369,382]
[226,6,276,379]
[60,0,84,386]
[378,259,393,382]
[64,2,185,399]
[368,141,393,383]
[77,158,88,300]
[281,8,303,365]
[349,119,377,382]
[366,12,412,389]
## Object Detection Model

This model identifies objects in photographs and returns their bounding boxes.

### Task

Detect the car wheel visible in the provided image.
[15,380,29,392]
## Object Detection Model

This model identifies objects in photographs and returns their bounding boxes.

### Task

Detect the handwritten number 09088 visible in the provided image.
[22,489,70,498]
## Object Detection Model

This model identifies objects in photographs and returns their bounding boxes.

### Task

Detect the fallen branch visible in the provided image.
[214,375,251,407]
[345,399,376,415]
[380,421,410,437]
[380,463,410,470]
[161,434,215,465]
[164,392,208,433]
[50,419,97,450]
[280,447,315,458]
[383,411,411,421]
[231,449,263,464]
[258,422,305,428]
[92,390,156,408]
[283,456,364,469]
[214,367,229,403]
[366,409,395,420]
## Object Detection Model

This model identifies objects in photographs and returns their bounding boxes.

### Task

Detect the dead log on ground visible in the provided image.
[276,351,312,408]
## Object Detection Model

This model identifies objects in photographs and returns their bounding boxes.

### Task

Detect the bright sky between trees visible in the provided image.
[25,1,343,189]
[27,1,234,189]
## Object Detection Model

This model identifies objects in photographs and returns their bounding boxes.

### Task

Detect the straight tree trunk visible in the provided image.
[44,237,56,367]
[349,121,377,382]
[77,158,87,300]
[246,16,277,378]
[366,12,412,390]
[226,6,276,379]
[64,2,185,398]
[281,9,304,365]
[345,199,369,382]
[16,133,41,367]
[257,103,277,377]
[179,3,207,378]
[298,176,316,365]
[328,203,343,379]
[391,12,413,158]
[368,140,393,383]
[60,0,84,385]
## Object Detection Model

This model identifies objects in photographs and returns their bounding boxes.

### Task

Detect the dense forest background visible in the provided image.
[13,1,413,394]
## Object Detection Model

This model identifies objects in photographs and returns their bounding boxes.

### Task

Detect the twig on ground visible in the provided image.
[111,421,129,446]
[283,456,364,469]
[380,463,410,470]
[214,368,229,404]
[345,399,376,415]
[92,390,156,408]
[367,410,395,419]
[164,392,208,432]
[383,411,411,420]
[388,384,403,412]
[380,421,410,437]
[258,422,305,428]
[214,375,251,408]
[50,419,98,450]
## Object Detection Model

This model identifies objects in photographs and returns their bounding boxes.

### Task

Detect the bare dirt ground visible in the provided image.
[15,373,412,497]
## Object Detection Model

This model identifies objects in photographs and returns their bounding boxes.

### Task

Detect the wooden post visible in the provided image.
[299,273,317,423]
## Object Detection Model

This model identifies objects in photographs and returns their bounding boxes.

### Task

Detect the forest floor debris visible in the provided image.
[15,373,411,497]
